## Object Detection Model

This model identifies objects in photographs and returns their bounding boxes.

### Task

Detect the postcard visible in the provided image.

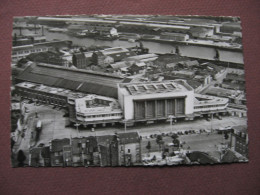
[11,15,248,167]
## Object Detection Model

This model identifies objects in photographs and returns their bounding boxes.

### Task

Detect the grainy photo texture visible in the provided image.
[10,15,248,167]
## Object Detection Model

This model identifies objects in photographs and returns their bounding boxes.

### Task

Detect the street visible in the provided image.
[18,102,247,147]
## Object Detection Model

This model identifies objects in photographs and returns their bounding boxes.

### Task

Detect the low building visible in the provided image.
[27,51,70,67]
[193,94,229,115]
[230,125,248,158]
[97,132,141,166]
[160,32,189,41]
[70,136,100,166]
[49,138,71,167]
[186,151,218,164]
[220,22,242,34]
[67,94,123,127]
[95,26,118,37]
[128,62,147,75]
[190,26,214,38]
[15,82,71,107]
[12,40,72,62]
[108,61,132,73]
[29,146,51,167]
[92,47,136,67]
[124,53,158,63]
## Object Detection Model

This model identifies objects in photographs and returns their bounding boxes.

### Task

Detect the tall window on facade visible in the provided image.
[166,99,175,115]
[157,100,165,117]
[134,101,145,119]
[146,101,155,118]
[176,98,185,114]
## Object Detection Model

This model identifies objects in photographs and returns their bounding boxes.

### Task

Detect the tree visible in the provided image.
[156,135,164,151]
[224,132,229,140]
[146,141,151,156]
[171,133,179,140]
[17,150,26,167]
[214,49,220,61]
[13,33,17,46]
[175,46,180,55]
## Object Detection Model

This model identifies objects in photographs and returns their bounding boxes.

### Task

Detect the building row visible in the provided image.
[29,132,141,167]
[15,79,229,127]
[12,40,72,62]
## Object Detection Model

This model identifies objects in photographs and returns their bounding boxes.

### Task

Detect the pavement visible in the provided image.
[21,102,247,147]
[12,102,246,166]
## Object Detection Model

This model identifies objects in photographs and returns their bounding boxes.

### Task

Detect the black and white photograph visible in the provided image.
[10,15,248,167]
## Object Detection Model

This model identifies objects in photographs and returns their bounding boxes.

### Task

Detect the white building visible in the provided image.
[193,94,229,113]
[68,94,123,126]
[118,80,194,122]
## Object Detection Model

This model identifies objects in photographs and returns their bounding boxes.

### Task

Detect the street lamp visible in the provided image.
[74,123,80,137]
[210,113,213,133]
[168,115,175,132]
[122,119,127,133]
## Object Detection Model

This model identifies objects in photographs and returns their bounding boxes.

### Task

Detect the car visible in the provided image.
[38,143,45,147]
[217,115,222,120]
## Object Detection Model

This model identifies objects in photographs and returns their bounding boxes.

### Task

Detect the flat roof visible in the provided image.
[16,82,87,99]
[75,95,121,114]
[119,80,193,96]
[194,94,229,106]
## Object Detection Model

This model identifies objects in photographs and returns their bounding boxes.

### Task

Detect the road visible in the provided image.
[21,103,247,146]
[12,110,37,166]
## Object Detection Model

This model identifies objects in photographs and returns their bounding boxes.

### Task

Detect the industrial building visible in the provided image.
[12,40,72,62]
[16,63,123,98]
[160,32,189,41]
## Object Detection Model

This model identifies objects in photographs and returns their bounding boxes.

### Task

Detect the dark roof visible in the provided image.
[221,150,239,163]
[97,132,140,146]
[107,51,136,62]
[41,146,50,158]
[154,54,190,64]
[71,137,98,154]
[186,79,201,89]
[17,64,123,98]
[232,125,247,133]
[73,53,86,59]
[30,146,50,166]
[97,135,113,146]
[51,138,70,152]
[225,73,245,82]
[118,132,140,144]
[122,78,133,83]
[187,151,218,164]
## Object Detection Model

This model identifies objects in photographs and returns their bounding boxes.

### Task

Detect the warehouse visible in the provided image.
[16,63,123,98]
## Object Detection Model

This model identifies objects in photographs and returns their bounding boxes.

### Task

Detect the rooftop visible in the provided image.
[194,94,229,106]
[97,132,140,146]
[16,63,123,98]
[119,80,193,96]
[75,95,121,114]
[16,82,87,99]
[51,138,70,152]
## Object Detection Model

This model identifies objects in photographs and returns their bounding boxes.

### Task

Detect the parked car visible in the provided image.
[217,115,222,120]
